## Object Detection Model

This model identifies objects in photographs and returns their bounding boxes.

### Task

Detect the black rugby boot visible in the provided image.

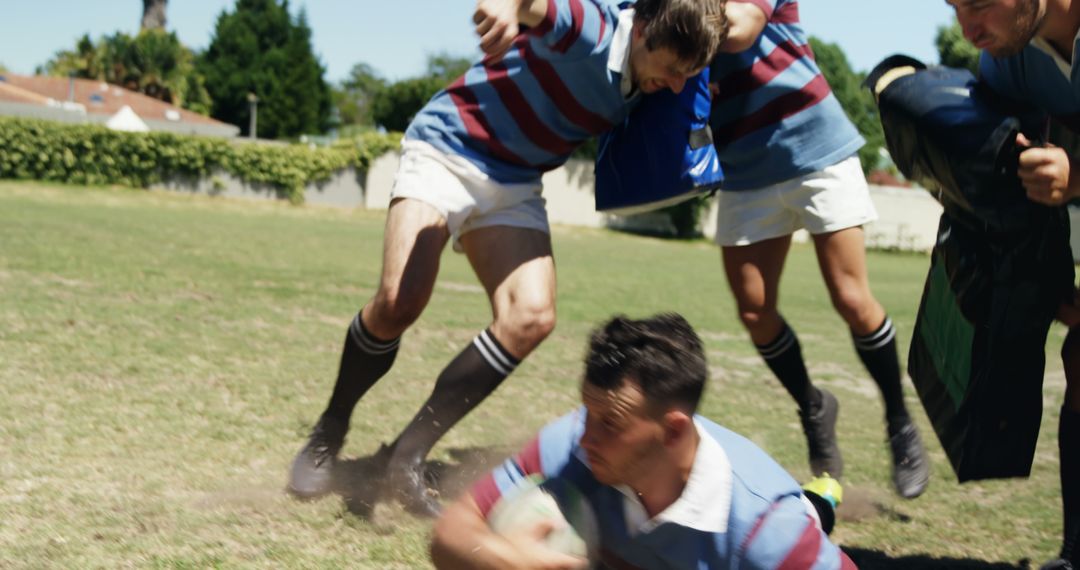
[800,388,844,479]
[888,419,930,499]
[287,414,347,500]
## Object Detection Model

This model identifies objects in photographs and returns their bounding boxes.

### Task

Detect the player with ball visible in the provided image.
[431,313,855,569]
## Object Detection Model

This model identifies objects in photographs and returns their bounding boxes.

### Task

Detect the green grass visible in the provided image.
[0,180,1067,568]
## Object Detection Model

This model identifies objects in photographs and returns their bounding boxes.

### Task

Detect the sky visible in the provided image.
[2,1,958,84]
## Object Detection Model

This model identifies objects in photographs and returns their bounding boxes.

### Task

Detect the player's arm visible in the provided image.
[739,495,858,569]
[430,493,587,570]
[718,1,768,53]
[473,0,549,56]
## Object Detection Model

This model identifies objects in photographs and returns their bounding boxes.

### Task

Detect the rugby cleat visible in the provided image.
[800,389,844,479]
[387,458,442,518]
[287,414,347,500]
[888,420,930,499]
[1040,560,1074,570]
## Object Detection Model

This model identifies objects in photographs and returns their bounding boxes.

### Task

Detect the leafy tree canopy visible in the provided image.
[198,0,331,139]
[808,36,885,173]
[936,20,980,73]
[40,30,212,115]
[333,62,386,131]
[370,52,472,132]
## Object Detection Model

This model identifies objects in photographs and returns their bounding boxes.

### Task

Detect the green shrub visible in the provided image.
[0,117,400,203]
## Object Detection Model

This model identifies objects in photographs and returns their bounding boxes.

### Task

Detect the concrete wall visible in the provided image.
[156,150,1080,260]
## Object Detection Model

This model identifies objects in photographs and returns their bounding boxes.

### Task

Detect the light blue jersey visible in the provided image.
[472,409,857,569]
[707,0,864,191]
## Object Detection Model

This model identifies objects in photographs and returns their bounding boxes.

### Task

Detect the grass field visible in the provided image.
[0,181,1069,568]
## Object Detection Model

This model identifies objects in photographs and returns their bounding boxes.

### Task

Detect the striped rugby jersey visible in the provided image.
[708,0,864,191]
[471,409,858,569]
[405,0,637,184]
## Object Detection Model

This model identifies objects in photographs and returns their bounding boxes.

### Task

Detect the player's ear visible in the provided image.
[662,410,692,445]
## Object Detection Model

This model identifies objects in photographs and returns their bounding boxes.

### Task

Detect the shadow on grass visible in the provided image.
[844,547,1031,569]
[332,445,509,519]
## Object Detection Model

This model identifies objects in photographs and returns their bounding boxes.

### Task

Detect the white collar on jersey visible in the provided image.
[607,8,636,97]
[615,418,734,535]
[1030,26,1080,79]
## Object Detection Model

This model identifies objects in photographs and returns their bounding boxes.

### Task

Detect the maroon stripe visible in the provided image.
[713,40,815,102]
[485,59,578,155]
[516,437,544,476]
[470,472,502,517]
[740,501,780,553]
[552,0,586,53]
[772,1,800,24]
[776,516,823,570]
[446,76,530,166]
[712,73,831,145]
[840,551,860,570]
[517,39,614,134]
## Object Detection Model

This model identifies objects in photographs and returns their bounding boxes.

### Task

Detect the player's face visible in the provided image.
[579,380,667,486]
[628,22,702,94]
[631,46,701,94]
[947,0,1043,57]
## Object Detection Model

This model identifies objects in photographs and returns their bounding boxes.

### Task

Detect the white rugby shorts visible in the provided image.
[390,139,549,252]
[714,154,877,247]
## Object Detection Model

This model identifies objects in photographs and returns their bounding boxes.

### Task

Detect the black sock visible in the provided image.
[853,316,909,431]
[323,311,400,426]
[392,328,519,462]
[1061,407,1080,563]
[756,321,821,412]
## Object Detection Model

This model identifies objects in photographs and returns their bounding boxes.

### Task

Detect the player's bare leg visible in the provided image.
[814,226,928,498]
[723,235,843,478]
[386,225,556,516]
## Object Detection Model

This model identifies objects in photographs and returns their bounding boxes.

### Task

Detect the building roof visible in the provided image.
[0,73,231,129]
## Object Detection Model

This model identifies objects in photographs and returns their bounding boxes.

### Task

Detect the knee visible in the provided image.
[736,305,775,332]
[830,287,876,327]
[497,299,556,353]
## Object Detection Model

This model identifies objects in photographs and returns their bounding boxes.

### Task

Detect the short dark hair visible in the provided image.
[634,0,729,71]
[584,313,708,414]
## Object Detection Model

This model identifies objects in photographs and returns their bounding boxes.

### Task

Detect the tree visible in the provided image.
[333,62,386,130]
[808,36,885,173]
[936,20,980,73]
[198,0,332,139]
[0,62,7,74]
[142,0,167,31]
[41,30,212,114]
[370,52,470,132]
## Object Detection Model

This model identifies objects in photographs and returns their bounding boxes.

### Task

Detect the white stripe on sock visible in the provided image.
[478,330,516,371]
[758,329,796,360]
[349,314,399,355]
[856,318,895,351]
[473,336,513,376]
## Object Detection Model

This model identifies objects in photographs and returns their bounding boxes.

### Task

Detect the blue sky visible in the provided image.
[2,1,957,83]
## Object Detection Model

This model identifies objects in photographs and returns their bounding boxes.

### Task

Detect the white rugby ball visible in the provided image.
[487,476,599,565]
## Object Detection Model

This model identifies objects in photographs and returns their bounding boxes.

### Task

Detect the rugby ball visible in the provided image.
[487,476,599,565]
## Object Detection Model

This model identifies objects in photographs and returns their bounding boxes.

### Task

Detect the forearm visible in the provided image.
[717,1,766,53]
[430,497,516,570]
[517,0,549,29]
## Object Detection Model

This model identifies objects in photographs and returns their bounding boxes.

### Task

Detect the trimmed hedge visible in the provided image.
[0,117,400,203]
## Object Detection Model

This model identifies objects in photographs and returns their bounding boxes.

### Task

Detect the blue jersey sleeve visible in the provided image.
[527,0,615,54]
[738,494,858,569]
[469,409,584,517]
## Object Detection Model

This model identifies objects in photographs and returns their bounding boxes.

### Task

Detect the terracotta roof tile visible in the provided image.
[0,73,234,129]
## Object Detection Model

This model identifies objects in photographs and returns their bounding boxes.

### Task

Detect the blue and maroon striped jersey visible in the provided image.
[708,0,864,191]
[471,409,858,569]
[405,0,636,184]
